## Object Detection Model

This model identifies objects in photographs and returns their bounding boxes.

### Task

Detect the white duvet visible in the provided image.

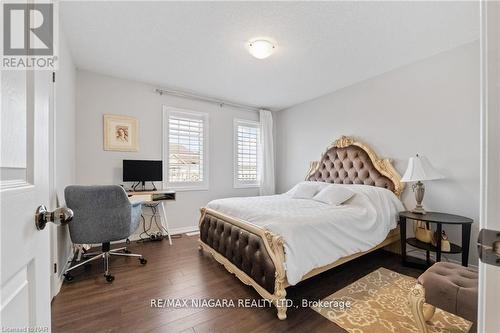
[206,182,405,285]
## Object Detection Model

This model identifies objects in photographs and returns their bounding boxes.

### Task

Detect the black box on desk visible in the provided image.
[151,191,176,201]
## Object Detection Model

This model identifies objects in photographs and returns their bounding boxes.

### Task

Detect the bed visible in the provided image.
[198,136,405,319]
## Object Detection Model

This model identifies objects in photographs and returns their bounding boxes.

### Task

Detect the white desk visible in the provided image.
[127,190,176,245]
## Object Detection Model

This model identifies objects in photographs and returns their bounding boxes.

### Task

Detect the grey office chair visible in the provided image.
[63,185,147,282]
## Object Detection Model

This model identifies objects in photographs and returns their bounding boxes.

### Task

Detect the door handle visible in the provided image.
[35,205,73,230]
[477,228,500,266]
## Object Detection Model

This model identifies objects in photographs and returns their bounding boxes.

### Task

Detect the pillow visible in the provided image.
[312,185,355,206]
[291,182,323,199]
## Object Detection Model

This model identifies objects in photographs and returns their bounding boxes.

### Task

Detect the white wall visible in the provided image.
[76,70,259,233]
[51,27,77,295]
[275,41,480,264]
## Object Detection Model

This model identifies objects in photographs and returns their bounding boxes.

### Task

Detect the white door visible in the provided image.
[478,1,500,332]
[0,68,53,329]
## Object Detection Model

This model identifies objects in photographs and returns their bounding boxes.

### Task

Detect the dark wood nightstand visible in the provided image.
[399,211,473,268]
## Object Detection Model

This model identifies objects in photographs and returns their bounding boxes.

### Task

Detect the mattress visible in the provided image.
[206,183,405,285]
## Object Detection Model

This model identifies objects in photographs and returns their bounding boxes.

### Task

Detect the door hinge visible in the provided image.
[53,263,57,274]
[478,228,500,266]
[52,72,55,83]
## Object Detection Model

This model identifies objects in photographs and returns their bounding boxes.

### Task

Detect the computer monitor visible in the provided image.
[123,160,162,190]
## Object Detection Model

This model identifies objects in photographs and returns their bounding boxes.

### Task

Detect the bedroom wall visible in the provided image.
[275,41,480,265]
[75,70,259,234]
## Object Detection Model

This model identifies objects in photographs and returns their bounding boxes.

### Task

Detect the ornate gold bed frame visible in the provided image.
[198,136,404,320]
[306,136,404,197]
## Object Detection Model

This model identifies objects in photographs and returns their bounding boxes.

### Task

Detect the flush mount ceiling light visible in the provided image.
[247,39,276,59]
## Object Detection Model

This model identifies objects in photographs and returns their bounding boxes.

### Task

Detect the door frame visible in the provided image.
[49,70,59,298]
[478,0,486,327]
[478,1,500,332]
[48,70,73,298]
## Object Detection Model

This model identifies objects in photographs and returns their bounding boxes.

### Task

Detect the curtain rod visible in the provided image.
[154,88,264,112]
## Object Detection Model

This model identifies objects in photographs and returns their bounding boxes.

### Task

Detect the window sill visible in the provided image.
[164,184,208,192]
[233,183,261,189]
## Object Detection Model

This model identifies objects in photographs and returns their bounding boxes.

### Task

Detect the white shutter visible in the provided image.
[234,120,260,187]
[163,107,209,190]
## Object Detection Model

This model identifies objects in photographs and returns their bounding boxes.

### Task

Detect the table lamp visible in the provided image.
[401,154,443,214]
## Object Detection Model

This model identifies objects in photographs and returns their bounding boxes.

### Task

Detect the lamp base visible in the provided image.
[411,181,426,214]
[411,206,427,214]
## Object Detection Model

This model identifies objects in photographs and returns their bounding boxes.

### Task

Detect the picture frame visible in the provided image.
[103,114,139,152]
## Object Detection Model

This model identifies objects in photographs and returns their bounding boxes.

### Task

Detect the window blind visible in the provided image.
[168,115,204,183]
[236,122,259,183]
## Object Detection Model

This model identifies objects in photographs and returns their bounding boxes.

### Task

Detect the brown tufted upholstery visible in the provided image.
[418,262,478,330]
[307,145,395,192]
[200,213,276,294]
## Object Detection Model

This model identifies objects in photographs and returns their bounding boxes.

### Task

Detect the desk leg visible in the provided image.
[462,223,471,267]
[159,201,172,245]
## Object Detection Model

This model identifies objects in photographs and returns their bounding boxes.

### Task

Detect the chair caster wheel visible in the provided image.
[123,249,131,254]
[105,274,115,283]
[63,273,74,282]
[139,258,147,265]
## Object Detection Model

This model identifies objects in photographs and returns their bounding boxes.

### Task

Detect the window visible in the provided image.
[163,107,209,190]
[234,119,260,188]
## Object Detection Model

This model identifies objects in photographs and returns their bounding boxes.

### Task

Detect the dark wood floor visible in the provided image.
[52,236,424,333]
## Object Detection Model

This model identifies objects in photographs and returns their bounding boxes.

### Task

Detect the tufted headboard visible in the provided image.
[305,136,404,197]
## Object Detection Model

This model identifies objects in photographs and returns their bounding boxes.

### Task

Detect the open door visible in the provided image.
[0,67,52,329]
[0,68,71,327]
[478,1,500,332]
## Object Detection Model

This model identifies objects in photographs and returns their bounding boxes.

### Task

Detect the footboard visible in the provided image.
[198,207,288,319]
[198,207,400,320]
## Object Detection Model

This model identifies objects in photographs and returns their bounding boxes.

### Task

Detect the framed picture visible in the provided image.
[103,114,139,152]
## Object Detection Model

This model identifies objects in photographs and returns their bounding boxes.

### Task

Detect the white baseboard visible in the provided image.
[127,225,199,242]
[405,248,478,270]
[169,225,199,235]
[53,248,75,298]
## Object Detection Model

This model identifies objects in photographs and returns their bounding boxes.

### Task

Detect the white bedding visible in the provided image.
[206,182,405,285]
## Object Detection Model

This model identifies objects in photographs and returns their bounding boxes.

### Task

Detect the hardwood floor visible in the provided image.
[51,236,423,333]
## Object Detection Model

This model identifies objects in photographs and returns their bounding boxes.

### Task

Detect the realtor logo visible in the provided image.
[4,3,53,55]
[2,2,58,69]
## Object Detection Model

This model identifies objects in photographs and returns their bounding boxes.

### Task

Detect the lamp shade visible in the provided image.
[401,155,444,182]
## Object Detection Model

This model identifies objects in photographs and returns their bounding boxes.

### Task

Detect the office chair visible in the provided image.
[63,185,147,282]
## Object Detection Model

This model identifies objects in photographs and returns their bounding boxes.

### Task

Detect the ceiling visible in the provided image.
[60,1,479,110]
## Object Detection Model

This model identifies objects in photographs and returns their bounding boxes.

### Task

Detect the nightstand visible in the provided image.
[399,211,473,268]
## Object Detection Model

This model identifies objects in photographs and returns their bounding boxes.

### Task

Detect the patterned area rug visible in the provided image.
[311,267,472,333]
